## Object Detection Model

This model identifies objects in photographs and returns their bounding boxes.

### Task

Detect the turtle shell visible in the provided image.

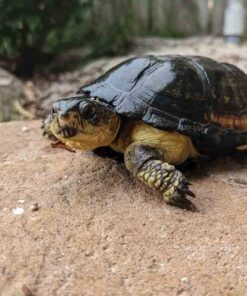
[78,55,247,154]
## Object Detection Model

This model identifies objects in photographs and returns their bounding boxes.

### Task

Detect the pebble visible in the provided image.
[181,277,190,284]
[21,126,29,132]
[12,207,24,215]
[31,203,39,211]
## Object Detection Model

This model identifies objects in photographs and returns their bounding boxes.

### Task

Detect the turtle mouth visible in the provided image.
[57,126,78,138]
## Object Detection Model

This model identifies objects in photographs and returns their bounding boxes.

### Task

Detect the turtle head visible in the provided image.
[49,96,120,150]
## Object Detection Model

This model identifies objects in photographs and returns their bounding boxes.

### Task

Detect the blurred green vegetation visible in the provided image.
[0,0,92,75]
[0,0,136,76]
[0,0,217,76]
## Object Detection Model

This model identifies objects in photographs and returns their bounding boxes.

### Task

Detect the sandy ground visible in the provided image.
[1,37,247,296]
[0,120,246,296]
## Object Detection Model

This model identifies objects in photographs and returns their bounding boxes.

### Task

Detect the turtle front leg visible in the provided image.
[124,143,196,211]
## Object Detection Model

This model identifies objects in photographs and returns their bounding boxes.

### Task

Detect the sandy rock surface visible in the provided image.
[0,120,247,296]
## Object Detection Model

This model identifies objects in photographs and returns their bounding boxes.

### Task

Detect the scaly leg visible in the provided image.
[124,143,196,210]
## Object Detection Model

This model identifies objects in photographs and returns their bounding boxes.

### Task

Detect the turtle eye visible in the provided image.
[79,102,96,120]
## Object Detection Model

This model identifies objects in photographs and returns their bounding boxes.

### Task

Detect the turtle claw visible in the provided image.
[169,195,197,211]
[177,187,196,198]
[171,186,197,211]
[184,189,196,198]
[185,181,193,186]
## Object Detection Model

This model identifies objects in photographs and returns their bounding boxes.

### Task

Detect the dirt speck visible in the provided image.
[30,203,39,211]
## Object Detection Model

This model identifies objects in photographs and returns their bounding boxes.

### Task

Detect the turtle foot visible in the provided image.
[163,171,197,211]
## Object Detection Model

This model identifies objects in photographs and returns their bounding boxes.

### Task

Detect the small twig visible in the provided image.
[51,141,76,153]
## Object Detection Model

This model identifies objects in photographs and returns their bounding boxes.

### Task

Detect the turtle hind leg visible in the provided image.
[176,155,210,174]
[229,149,247,165]
[178,118,247,155]
[124,143,196,211]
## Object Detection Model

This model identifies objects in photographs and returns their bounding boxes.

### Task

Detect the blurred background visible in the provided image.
[0,0,246,122]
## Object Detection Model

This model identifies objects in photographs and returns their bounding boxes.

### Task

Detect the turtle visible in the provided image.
[43,55,247,211]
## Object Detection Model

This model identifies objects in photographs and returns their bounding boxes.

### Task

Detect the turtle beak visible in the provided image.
[50,102,77,139]
[55,110,77,137]
[50,96,87,139]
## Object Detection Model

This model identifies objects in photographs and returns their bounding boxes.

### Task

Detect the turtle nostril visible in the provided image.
[59,111,70,120]
[52,102,59,114]
[51,106,56,114]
